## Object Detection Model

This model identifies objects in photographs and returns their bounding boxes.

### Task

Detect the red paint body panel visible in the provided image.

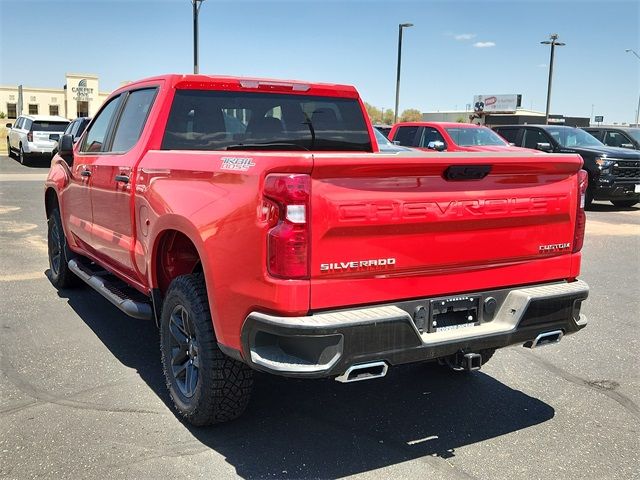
[45,74,585,353]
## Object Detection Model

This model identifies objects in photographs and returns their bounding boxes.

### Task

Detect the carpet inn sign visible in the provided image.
[473,94,522,113]
[71,78,95,101]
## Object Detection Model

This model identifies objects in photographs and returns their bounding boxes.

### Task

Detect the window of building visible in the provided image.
[80,95,122,153]
[111,88,157,152]
[77,101,89,118]
[7,103,17,119]
[49,105,60,116]
[28,104,38,115]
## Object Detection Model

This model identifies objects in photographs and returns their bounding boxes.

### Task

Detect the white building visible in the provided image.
[0,73,110,120]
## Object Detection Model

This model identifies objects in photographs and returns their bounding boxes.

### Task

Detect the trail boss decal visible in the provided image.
[320,258,397,272]
[220,157,255,171]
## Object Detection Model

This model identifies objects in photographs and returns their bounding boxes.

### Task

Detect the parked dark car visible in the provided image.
[493,124,640,208]
[52,117,91,156]
[583,127,640,150]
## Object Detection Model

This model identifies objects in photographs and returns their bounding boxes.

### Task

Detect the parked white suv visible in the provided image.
[6,115,70,165]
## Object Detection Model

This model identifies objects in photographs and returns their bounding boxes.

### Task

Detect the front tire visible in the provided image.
[160,274,253,426]
[47,207,79,289]
[611,199,638,208]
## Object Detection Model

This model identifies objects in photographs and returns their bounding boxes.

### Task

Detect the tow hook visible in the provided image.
[443,351,483,371]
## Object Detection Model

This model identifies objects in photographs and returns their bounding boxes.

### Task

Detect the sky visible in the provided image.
[0,0,638,124]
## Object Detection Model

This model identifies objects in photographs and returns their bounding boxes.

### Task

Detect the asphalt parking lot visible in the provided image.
[0,155,638,480]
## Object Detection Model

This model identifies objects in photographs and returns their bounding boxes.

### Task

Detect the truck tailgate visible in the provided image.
[309,152,583,310]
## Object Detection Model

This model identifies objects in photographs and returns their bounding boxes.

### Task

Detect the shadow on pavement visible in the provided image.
[588,201,639,212]
[56,281,555,479]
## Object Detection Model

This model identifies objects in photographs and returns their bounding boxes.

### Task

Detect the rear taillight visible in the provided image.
[27,132,33,142]
[572,169,588,253]
[262,174,310,279]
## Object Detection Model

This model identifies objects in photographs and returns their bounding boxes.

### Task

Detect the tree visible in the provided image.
[400,109,422,122]
[363,103,384,124]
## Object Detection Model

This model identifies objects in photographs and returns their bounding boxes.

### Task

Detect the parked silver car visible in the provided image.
[6,115,70,165]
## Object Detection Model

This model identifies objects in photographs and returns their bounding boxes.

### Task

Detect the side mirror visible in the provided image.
[427,140,446,152]
[621,143,634,149]
[5,123,12,128]
[58,134,75,165]
[536,142,553,153]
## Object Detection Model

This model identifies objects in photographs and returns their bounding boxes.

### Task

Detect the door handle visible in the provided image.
[114,175,130,184]
[80,170,91,177]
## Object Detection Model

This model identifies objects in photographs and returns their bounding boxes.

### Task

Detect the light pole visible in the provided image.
[625,49,640,126]
[192,0,205,74]
[394,23,413,123]
[541,33,565,124]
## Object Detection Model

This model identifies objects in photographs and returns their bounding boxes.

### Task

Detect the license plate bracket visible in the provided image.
[428,295,481,333]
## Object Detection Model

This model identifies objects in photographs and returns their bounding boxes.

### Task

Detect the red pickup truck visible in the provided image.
[389,121,535,153]
[45,74,589,426]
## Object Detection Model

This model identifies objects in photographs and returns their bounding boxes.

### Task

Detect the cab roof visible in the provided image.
[114,74,360,99]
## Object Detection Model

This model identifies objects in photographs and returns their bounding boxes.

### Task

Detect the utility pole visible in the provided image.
[540,33,565,124]
[394,23,413,123]
[192,0,205,74]
[625,49,640,126]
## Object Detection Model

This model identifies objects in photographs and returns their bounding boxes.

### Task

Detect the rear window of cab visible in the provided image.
[161,90,372,152]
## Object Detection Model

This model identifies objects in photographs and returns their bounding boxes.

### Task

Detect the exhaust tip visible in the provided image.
[335,361,388,383]
[525,330,564,349]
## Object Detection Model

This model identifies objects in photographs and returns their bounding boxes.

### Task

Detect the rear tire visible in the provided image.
[19,145,29,166]
[6,138,12,158]
[160,274,253,426]
[610,199,638,208]
[47,207,79,289]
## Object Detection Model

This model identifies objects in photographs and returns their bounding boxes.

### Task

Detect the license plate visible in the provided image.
[635,184,640,193]
[428,295,480,333]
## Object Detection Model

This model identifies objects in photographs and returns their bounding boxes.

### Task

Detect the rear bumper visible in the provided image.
[239,280,589,378]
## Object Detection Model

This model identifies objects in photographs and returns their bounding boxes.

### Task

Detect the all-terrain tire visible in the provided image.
[47,207,79,289]
[160,274,253,426]
[610,199,638,208]
[19,144,29,166]
[6,138,13,158]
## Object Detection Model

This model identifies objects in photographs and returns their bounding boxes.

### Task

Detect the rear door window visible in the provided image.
[495,128,519,144]
[110,88,157,152]
[23,119,33,131]
[393,126,420,146]
[162,90,372,151]
[80,95,123,153]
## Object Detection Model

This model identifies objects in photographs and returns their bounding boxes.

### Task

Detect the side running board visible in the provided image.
[68,259,153,320]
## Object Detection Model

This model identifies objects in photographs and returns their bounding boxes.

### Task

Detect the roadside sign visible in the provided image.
[473,94,521,113]
[594,115,604,122]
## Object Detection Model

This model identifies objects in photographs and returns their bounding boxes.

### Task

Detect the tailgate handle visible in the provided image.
[444,165,491,181]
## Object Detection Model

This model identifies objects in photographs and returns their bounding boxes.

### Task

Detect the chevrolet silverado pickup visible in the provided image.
[45,74,590,426]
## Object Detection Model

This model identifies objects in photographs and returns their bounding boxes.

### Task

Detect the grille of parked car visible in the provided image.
[611,159,640,180]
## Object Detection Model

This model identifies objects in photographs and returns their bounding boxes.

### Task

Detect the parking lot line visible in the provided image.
[0,173,48,182]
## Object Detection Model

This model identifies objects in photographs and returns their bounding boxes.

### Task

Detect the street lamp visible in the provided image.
[394,23,414,123]
[192,0,205,74]
[625,49,640,126]
[540,33,565,124]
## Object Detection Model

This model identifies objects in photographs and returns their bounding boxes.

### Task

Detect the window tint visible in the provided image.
[110,88,157,152]
[523,129,550,149]
[63,120,75,136]
[393,126,419,146]
[162,90,372,151]
[15,117,24,129]
[419,127,446,147]
[585,130,602,141]
[80,96,122,153]
[23,119,33,131]
[603,131,629,148]
[495,128,519,144]
[445,127,506,146]
[32,121,69,132]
